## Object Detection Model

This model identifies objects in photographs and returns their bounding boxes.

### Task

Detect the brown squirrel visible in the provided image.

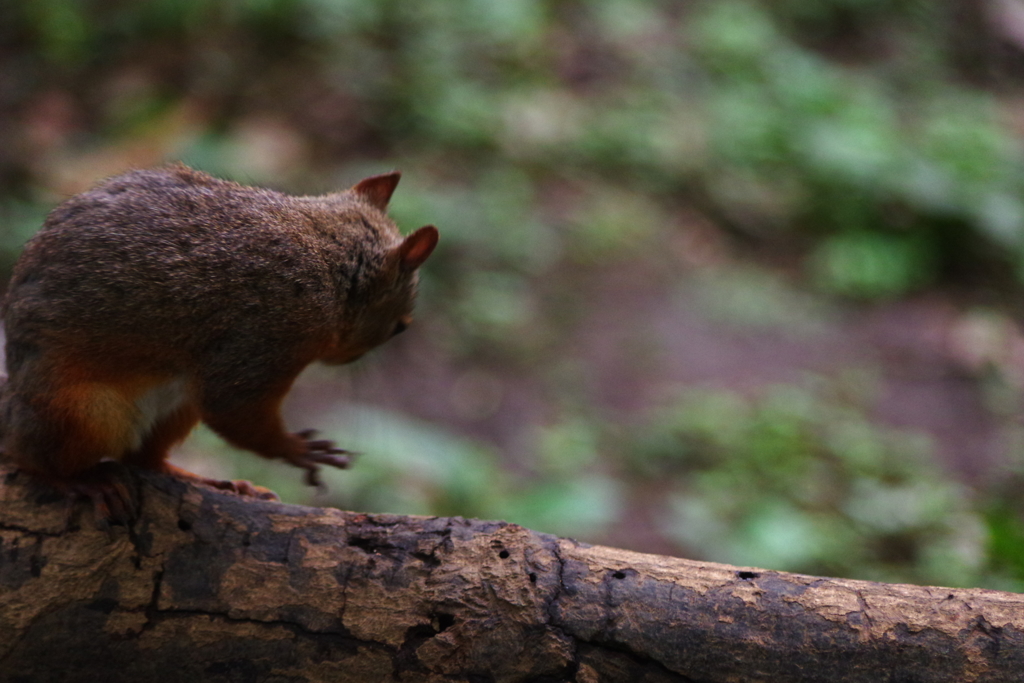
[0,163,438,519]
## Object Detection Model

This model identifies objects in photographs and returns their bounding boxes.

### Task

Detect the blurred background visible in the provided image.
[5,0,1024,590]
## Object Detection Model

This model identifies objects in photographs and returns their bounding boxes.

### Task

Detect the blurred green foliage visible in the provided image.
[9,0,1024,299]
[627,376,985,586]
[5,0,1024,589]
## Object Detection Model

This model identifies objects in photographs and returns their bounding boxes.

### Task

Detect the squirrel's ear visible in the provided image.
[352,171,401,210]
[399,225,439,272]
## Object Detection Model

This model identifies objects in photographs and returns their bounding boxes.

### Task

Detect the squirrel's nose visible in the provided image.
[392,315,412,337]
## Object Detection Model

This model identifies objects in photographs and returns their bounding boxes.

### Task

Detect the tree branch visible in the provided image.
[1,463,1022,682]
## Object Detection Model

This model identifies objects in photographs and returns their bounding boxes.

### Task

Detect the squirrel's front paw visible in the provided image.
[209,478,280,501]
[291,429,353,487]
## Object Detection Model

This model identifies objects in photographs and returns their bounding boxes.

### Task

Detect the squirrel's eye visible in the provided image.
[392,318,410,336]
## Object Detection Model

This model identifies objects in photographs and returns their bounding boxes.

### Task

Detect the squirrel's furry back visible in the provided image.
[2,164,414,409]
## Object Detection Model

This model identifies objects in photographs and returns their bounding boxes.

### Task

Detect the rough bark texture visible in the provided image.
[1,463,1023,683]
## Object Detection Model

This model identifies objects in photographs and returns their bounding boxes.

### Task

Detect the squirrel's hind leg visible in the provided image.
[126,404,278,501]
[3,381,143,526]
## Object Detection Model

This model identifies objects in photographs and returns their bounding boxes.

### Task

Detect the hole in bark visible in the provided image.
[177,519,192,532]
[87,598,118,614]
[349,536,378,553]
[498,549,510,559]
[737,571,759,580]
[529,572,537,583]
[396,623,440,670]
[35,490,65,506]
[612,571,626,580]
[435,613,455,632]
[413,551,441,568]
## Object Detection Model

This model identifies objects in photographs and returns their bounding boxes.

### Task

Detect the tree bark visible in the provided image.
[1,464,1022,683]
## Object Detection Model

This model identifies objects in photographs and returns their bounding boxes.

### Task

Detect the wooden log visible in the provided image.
[1,464,1022,682]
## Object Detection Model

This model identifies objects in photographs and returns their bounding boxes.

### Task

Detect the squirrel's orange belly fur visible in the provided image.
[36,368,196,476]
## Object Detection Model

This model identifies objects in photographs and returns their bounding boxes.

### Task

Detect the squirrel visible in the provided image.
[0,163,438,520]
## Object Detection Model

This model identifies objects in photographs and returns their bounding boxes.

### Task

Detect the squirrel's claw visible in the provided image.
[202,477,280,501]
[227,479,280,501]
[55,462,138,530]
[154,462,280,501]
[292,430,356,488]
